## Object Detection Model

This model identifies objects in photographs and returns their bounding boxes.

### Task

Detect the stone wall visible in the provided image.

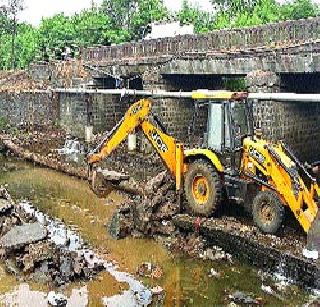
[0,92,58,129]
[246,70,320,162]
[143,69,209,146]
[29,61,91,88]
[58,92,129,137]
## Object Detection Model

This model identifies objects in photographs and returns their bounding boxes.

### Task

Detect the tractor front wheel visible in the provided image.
[184,159,222,216]
[252,191,284,234]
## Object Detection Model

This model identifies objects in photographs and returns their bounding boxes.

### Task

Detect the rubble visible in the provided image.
[228,291,261,305]
[108,171,179,238]
[151,286,165,304]
[136,262,163,279]
[302,248,319,260]
[0,223,47,250]
[47,291,67,307]
[0,187,104,287]
[208,268,221,278]
[0,70,48,93]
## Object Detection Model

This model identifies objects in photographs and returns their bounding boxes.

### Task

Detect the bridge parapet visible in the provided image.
[82,17,320,64]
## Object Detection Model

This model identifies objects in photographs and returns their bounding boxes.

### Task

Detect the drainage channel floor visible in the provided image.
[0,157,317,306]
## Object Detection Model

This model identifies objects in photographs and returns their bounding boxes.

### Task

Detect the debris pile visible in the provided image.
[161,234,206,258]
[173,214,308,259]
[0,187,104,286]
[136,262,163,279]
[0,134,88,180]
[227,290,263,305]
[109,171,180,238]
[0,70,49,93]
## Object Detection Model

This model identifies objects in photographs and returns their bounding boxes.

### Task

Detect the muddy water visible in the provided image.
[0,158,316,306]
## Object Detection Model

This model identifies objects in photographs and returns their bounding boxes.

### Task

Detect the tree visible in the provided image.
[0,0,25,69]
[0,5,9,36]
[1,0,320,70]
[280,0,318,20]
[211,0,258,14]
[101,0,167,40]
[179,0,215,33]
[211,0,319,29]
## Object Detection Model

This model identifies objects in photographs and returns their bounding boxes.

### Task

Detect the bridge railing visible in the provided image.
[81,17,320,63]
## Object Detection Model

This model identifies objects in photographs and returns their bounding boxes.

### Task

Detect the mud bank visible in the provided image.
[0,134,88,180]
[174,214,319,289]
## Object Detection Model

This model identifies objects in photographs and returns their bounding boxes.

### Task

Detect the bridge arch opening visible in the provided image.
[281,73,320,93]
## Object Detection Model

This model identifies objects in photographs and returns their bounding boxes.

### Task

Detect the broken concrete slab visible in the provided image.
[101,169,130,182]
[0,223,47,249]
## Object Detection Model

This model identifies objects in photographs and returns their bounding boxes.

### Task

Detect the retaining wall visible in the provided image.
[0,92,58,129]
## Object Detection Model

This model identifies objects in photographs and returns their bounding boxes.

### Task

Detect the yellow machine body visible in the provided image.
[241,137,319,232]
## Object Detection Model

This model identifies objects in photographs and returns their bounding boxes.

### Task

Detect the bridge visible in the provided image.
[81,17,320,78]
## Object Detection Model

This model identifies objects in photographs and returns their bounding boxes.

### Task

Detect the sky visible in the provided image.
[19,0,213,26]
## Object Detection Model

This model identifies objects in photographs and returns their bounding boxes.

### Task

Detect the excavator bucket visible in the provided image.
[91,169,129,197]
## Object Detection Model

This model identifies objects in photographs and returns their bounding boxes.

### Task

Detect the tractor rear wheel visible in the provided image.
[184,159,222,216]
[252,191,284,234]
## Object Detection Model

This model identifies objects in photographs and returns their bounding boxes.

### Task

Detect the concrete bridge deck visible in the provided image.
[81,17,320,75]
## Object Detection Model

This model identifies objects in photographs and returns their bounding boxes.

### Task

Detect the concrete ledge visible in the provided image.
[173,214,320,289]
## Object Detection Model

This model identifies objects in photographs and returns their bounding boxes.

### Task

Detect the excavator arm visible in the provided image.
[88,99,151,164]
[87,98,185,191]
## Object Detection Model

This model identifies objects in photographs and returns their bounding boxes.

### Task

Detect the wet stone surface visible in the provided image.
[0,189,105,287]
[0,223,47,249]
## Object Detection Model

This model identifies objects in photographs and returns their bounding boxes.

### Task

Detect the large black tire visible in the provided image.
[252,191,285,234]
[184,159,222,216]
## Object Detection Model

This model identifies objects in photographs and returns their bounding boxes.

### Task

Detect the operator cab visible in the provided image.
[206,99,254,174]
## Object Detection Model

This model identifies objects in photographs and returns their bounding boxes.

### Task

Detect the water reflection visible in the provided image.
[0,284,88,307]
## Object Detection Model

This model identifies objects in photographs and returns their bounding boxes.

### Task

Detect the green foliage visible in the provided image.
[0,116,8,130]
[223,78,246,91]
[38,10,116,50]
[14,24,38,69]
[199,0,319,31]
[129,0,168,39]
[0,0,319,70]
[0,23,37,69]
[102,0,167,40]
[179,0,215,33]
[280,0,318,20]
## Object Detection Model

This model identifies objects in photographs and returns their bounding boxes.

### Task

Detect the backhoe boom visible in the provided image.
[87,98,185,191]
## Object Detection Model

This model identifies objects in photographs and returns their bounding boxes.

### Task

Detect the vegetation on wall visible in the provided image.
[0,0,319,69]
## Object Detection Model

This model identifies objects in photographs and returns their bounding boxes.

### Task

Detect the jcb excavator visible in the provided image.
[87,91,319,235]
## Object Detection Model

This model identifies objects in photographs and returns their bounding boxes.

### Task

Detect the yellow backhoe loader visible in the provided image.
[87,92,319,235]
